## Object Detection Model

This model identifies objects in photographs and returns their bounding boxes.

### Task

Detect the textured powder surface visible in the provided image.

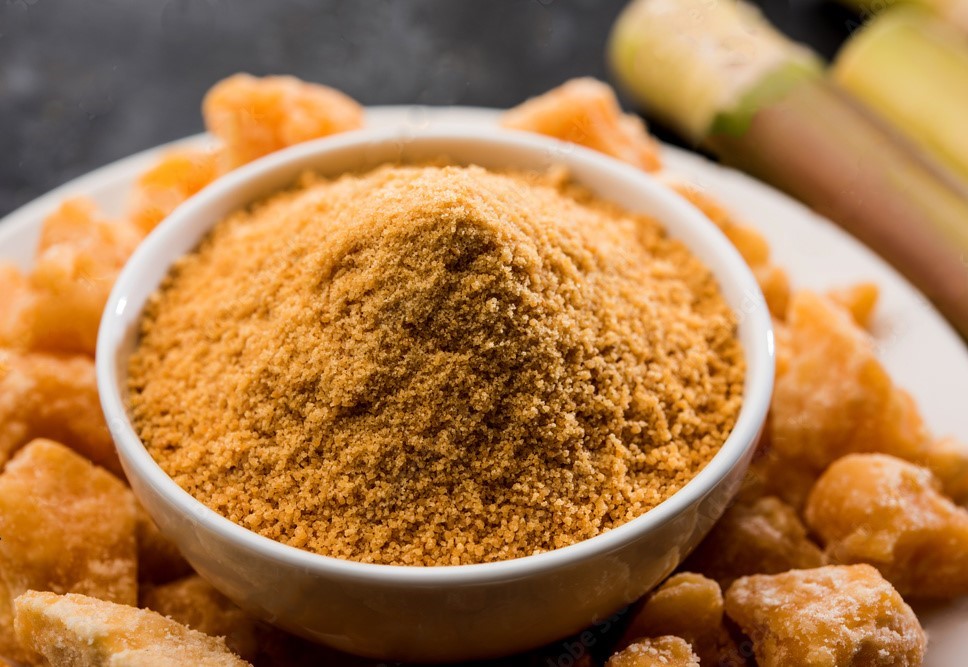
[128,164,744,566]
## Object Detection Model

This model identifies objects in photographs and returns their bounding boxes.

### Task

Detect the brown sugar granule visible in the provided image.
[127,164,744,566]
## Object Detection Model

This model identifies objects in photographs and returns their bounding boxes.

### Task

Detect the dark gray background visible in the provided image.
[0,0,859,219]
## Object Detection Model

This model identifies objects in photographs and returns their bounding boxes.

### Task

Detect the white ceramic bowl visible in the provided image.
[97,126,774,662]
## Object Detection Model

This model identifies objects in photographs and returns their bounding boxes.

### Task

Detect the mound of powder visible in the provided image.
[128,164,744,566]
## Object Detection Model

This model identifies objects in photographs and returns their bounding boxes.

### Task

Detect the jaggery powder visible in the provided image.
[128,164,744,566]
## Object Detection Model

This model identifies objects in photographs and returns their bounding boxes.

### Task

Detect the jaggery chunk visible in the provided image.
[752,264,791,320]
[805,454,968,598]
[27,198,142,355]
[663,182,767,264]
[921,437,968,506]
[0,264,35,348]
[141,575,323,666]
[771,319,792,378]
[14,591,250,667]
[203,74,364,168]
[682,496,825,589]
[771,291,968,502]
[771,290,917,466]
[736,403,817,511]
[501,78,661,172]
[724,565,925,667]
[129,147,222,233]
[0,440,137,662]
[621,573,748,665]
[828,282,880,329]
[129,165,744,566]
[0,349,121,474]
[607,636,700,667]
[134,506,192,584]
[738,444,819,511]
[141,576,260,662]
[666,181,789,318]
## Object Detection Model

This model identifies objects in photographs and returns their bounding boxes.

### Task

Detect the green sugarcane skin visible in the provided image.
[707,78,968,338]
[709,61,823,138]
[834,8,968,184]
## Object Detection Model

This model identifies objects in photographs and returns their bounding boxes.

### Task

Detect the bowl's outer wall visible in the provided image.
[100,127,774,662]
[123,434,757,661]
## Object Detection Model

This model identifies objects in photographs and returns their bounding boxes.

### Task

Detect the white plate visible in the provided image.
[2,106,966,664]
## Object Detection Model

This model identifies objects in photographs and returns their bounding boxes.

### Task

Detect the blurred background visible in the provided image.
[0,0,860,219]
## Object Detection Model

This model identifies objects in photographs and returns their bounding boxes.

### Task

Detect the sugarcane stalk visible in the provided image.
[707,80,968,337]
[608,0,968,338]
[833,7,968,184]
[607,0,822,143]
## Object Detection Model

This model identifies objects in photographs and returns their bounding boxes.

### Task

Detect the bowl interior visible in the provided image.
[96,125,774,583]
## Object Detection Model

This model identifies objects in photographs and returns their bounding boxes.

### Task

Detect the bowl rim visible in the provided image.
[97,124,774,585]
